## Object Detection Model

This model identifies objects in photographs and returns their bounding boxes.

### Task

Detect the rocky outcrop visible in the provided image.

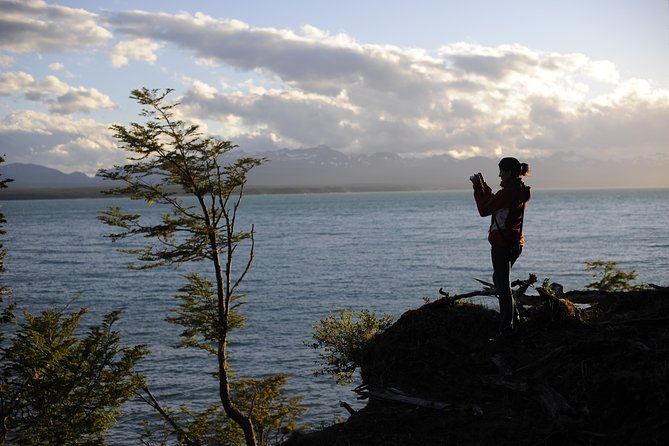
[288,285,669,445]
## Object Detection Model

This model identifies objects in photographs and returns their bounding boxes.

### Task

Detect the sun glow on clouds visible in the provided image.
[0,109,120,173]
[189,79,219,100]
[445,146,482,160]
[0,1,668,176]
[0,71,115,114]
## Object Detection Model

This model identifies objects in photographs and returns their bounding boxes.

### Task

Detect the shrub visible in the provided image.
[311,309,393,385]
[584,260,648,292]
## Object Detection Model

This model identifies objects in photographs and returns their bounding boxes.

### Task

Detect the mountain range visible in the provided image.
[0,163,107,188]
[0,146,667,198]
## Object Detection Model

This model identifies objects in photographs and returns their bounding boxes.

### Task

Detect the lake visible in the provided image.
[2,188,668,442]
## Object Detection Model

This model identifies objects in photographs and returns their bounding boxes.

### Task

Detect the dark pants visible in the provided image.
[491,244,522,334]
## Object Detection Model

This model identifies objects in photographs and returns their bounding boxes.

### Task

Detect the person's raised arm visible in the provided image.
[473,173,508,217]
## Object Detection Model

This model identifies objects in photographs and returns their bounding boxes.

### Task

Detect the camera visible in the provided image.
[469,175,477,182]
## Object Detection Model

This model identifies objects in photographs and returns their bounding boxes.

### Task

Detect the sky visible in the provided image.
[0,0,668,177]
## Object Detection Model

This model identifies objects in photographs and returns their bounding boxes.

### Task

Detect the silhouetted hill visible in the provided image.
[0,163,105,188]
[288,284,669,445]
[1,148,668,200]
[0,163,107,199]
[233,146,669,190]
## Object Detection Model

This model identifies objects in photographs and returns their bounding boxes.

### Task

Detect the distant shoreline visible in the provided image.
[1,184,667,201]
[0,184,451,200]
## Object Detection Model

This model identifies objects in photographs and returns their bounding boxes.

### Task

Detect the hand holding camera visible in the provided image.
[469,173,483,185]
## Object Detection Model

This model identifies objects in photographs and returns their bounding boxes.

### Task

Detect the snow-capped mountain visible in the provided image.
[1,146,667,195]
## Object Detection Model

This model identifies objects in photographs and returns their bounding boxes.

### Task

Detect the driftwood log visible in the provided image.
[353,384,452,411]
[439,274,539,305]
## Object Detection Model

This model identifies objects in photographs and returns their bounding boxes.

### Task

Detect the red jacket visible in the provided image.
[474,178,530,246]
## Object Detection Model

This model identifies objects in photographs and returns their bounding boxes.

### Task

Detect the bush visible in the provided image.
[584,260,648,292]
[311,309,394,385]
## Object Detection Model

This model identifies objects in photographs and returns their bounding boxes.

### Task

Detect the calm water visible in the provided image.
[2,189,668,442]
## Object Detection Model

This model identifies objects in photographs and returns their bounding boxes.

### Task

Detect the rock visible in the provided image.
[287,287,669,445]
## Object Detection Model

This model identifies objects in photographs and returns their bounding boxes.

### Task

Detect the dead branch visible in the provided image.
[438,287,496,301]
[439,274,539,306]
[354,385,452,410]
[339,401,357,416]
[137,387,198,446]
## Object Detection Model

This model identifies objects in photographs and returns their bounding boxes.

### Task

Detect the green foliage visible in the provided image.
[100,88,296,446]
[537,278,556,296]
[0,292,15,346]
[0,308,147,445]
[233,375,305,445]
[166,272,246,354]
[98,88,263,270]
[0,155,145,445]
[584,260,648,292]
[179,404,245,446]
[139,375,305,446]
[311,309,394,385]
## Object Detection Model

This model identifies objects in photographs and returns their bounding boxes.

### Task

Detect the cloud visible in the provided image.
[0,0,112,54]
[0,71,115,114]
[0,53,14,67]
[179,86,361,150]
[0,110,121,174]
[48,86,116,114]
[2,5,668,177]
[107,11,434,95]
[525,81,669,158]
[440,43,538,80]
[0,71,35,95]
[109,37,163,67]
[101,10,669,162]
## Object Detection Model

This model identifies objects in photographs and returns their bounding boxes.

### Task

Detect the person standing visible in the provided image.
[471,157,531,336]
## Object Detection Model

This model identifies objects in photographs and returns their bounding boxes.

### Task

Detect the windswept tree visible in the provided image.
[99,88,302,446]
[0,156,146,445]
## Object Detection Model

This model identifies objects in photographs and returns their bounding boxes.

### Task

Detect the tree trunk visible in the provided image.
[211,227,257,446]
[219,341,257,446]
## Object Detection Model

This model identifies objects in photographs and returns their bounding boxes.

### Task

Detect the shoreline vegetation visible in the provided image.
[289,280,669,446]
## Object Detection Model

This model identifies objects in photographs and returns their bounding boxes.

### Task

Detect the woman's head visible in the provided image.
[498,157,530,179]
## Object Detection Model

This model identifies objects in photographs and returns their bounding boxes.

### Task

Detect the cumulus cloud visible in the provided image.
[0,71,115,114]
[526,81,669,158]
[0,0,112,53]
[48,87,115,114]
[109,37,162,67]
[0,71,35,95]
[102,10,669,161]
[2,5,668,176]
[0,110,121,174]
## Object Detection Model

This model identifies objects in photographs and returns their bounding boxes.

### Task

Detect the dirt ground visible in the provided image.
[286,285,669,446]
